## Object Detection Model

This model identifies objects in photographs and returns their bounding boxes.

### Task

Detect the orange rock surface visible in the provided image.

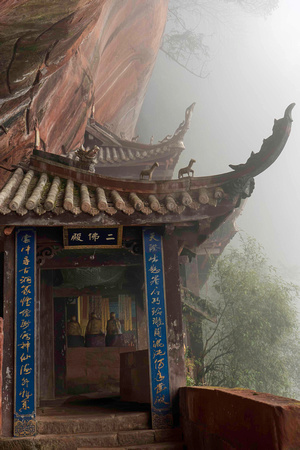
[0,0,168,187]
[180,386,300,449]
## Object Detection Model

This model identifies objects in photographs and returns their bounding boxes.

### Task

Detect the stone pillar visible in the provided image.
[162,233,186,425]
[2,233,15,436]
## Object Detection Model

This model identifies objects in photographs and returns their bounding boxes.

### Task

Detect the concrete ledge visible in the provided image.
[180,386,300,449]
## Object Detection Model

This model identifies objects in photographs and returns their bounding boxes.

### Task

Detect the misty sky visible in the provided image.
[137,0,300,280]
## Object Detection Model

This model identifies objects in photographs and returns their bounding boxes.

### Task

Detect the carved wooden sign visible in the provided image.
[63,226,122,249]
[14,228,36,437]
[143,228,172,429]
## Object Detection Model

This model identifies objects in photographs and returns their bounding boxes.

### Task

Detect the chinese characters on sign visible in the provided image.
[143,229,172,429]
[63,227,122,249]
[14,228,36,437]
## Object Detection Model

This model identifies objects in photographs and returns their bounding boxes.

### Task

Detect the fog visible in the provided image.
[137,0,300,282]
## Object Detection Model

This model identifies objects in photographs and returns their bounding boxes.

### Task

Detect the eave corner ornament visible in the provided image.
[159,102,196,148]
[229,103,295,177]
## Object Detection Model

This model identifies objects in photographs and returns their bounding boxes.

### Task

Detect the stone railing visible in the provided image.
[180,386,300,449]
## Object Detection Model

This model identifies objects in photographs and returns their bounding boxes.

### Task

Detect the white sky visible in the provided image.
[138,0,300,278]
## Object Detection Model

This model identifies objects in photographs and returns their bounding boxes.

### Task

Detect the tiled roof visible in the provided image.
[77,143,182,166]
[0,166,227,218]
[86,103,195,152]
[83,104,195,171]
[0,104,293,225]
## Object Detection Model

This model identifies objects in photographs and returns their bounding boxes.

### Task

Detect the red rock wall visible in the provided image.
[180,386,300,449]
[0,0,168,187]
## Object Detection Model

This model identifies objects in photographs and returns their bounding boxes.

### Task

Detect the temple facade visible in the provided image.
[0,103,295,446]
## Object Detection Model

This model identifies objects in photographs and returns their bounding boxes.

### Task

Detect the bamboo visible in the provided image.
[80,184,91,213]
[63,179,74,211]
[44,176,60,210]
[111,190,124,210]
[148,194,160,211]
[9,170,34,211]
[199,188,209,204]
[0,168,23,207]
[129,192,143,211]
[26,173,48,210]
[96,187,108,210]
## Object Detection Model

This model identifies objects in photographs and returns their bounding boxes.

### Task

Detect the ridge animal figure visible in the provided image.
[140,162,159,181]
[76,145,100,162]
[178,159,196,178]
[75,145,100,172]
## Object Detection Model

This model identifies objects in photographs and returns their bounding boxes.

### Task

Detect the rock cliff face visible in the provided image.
[0,0,168,187]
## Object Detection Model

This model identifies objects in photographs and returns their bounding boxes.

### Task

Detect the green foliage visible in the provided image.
[190,235,300,398]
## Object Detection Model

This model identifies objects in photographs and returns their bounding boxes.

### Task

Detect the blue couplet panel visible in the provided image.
[14,228,36,437]
[143,228,172,429]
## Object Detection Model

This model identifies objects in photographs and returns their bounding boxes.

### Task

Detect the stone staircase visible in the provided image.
[0,403,185,450]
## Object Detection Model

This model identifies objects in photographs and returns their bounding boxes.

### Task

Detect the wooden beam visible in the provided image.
[3,226,14,236]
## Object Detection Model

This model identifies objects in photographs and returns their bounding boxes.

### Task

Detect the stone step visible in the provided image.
[37,411,150,435]
[79,443,185,450]
[0,428,183,450]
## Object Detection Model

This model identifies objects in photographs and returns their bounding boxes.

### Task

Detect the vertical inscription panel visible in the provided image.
[14,228,36,437]
[143,228,172,429]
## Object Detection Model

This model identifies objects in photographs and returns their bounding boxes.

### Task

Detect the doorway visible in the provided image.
[39,258,146,404]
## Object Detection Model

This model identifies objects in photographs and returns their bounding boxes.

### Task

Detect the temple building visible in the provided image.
[83,105,191,180]
[0,101,297,447]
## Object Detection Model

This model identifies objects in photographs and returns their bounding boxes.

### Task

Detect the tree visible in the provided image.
[186,235,300,399]
[224,0,278,16]
[162,0,279,77]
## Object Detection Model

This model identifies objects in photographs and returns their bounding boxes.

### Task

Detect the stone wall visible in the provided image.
[180,386,300,449]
